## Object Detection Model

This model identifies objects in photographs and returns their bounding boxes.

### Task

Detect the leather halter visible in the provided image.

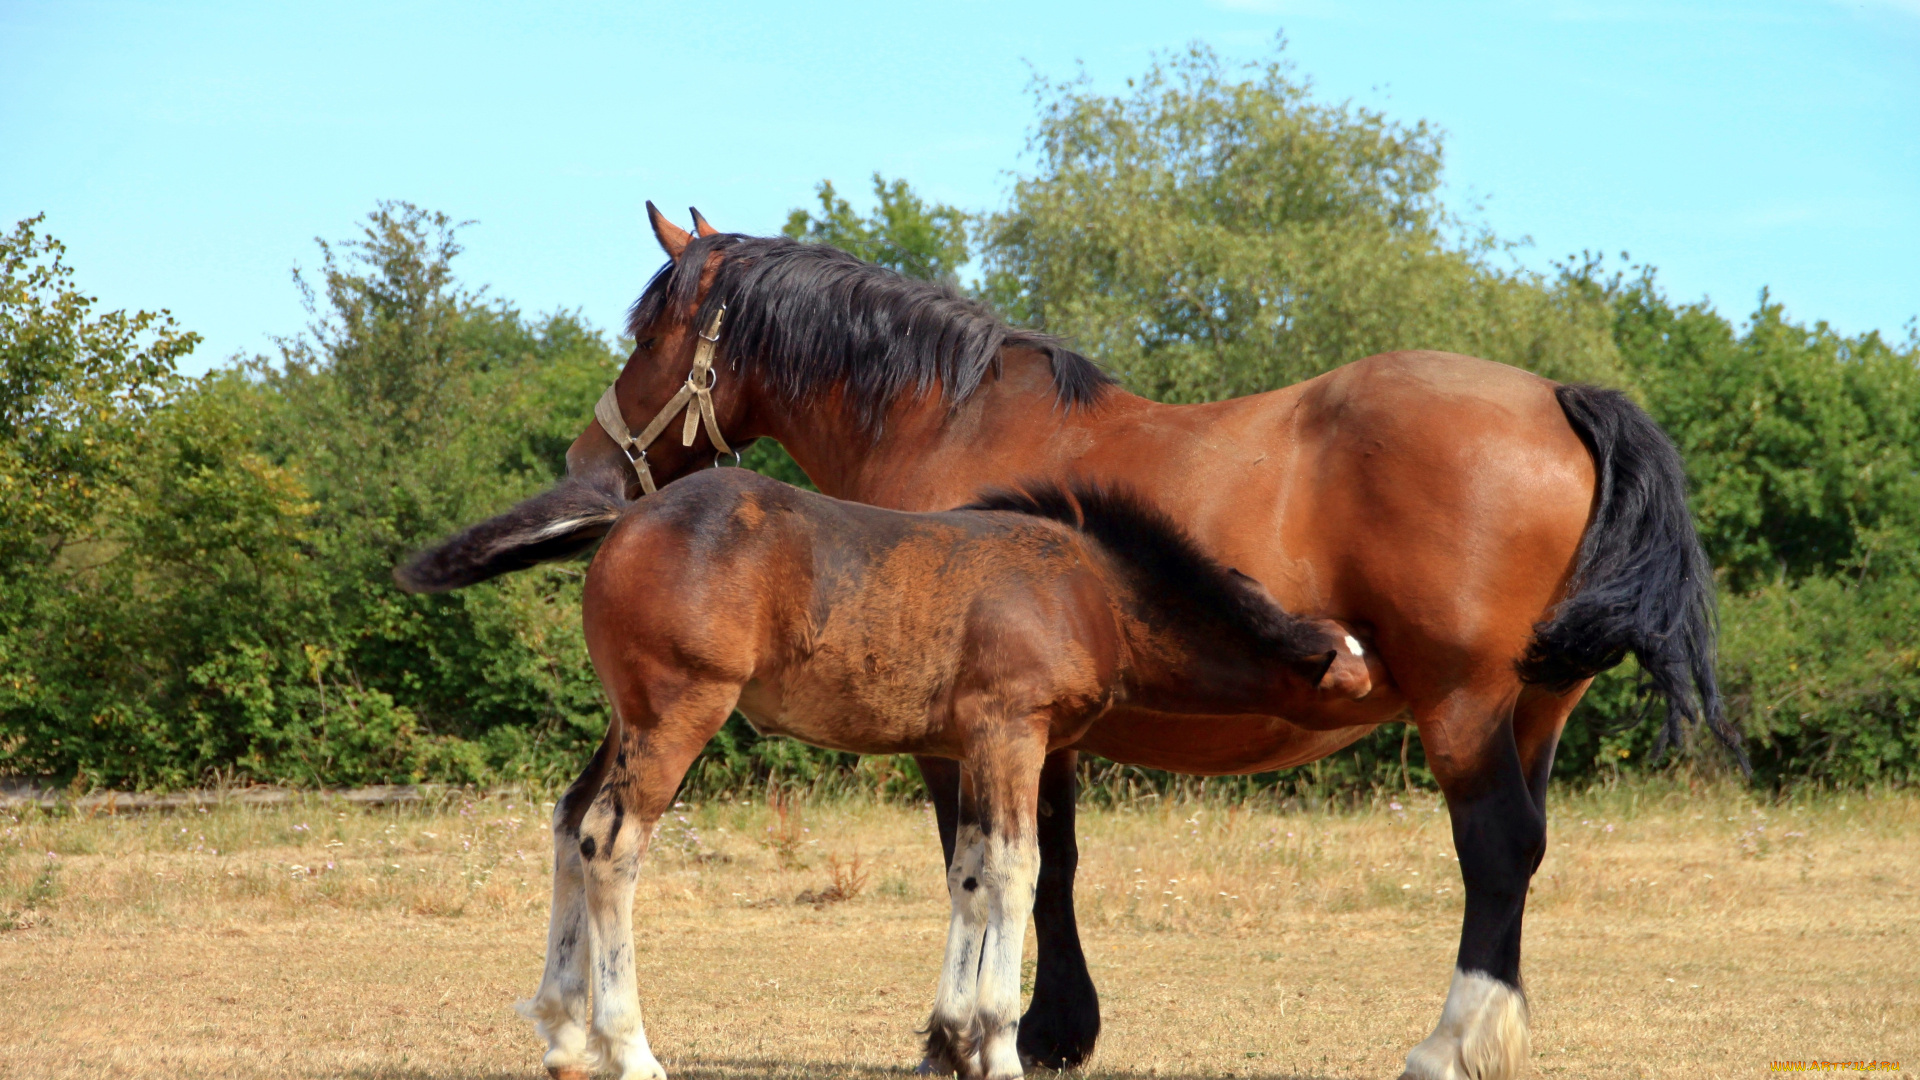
[593,305,735,495]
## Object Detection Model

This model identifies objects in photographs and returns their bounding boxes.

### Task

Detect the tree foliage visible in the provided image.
[1552,262,1920,786]
[0,216,196,580]
[1,205,620,788]
[783,174,970,285]
[979,43,1623,401]
[1583,263,1920,590]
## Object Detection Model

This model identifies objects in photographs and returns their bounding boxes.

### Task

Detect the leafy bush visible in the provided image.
[2,206,616,789]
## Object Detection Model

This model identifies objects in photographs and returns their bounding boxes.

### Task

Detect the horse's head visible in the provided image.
[395,203,760,593]
[566,202,759,500]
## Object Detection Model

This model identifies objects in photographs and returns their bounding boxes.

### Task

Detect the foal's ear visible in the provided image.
[1315,646,1373,700]
[647,200,692,258]
[689,206,720,237]
[1311,621,1375,701]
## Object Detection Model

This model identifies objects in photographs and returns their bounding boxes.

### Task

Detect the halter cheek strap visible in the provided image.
[593,305,735,495]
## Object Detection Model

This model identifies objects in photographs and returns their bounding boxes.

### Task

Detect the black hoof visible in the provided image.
[1015,1006,1098,1071]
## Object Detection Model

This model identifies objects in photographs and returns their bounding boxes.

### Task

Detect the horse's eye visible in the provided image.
[638,337,658,352]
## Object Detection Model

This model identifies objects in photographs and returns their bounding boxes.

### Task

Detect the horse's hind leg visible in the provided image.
[919,755,962,868]
[926,725,1046,1080]
[1401,686,1566,1080]
[522,741,613,1080]
[578,682,736,1080]
[1016,749,1099,1070]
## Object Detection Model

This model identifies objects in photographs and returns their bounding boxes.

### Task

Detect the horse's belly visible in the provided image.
[736,664,952,757]
[1072,708,1380,775]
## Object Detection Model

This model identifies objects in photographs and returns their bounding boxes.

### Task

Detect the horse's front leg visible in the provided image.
[925,734,1046,1080]
[918,749,1099,1074]
[1400,692,1547,1080]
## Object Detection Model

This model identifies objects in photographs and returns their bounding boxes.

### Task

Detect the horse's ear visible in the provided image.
[689,207,719,237]
[647,200,691,258]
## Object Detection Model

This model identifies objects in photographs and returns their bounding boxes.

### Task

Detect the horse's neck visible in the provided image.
[763,351,1162,510]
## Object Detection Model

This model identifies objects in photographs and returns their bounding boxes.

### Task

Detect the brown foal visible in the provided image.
[397,206,1736,1080]
[407,467,1369,1080]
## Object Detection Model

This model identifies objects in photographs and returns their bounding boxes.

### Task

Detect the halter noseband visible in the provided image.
[593,304,735,495]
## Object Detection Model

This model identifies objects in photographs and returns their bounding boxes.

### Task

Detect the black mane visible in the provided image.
[628,234,1114,433]
[965,483,1336,664]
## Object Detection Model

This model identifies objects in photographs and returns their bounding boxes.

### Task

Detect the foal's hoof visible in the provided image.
[548,1069,592,1080]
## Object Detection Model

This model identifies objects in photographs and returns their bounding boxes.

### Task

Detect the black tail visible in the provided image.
[393,470,626,594]
[1518,384,1747,772]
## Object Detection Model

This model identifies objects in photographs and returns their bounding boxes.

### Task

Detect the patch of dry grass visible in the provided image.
[1,781,1915,1078]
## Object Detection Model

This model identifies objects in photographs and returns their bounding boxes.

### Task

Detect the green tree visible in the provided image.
[1,207,627,788]
[979,42,1623,402]
[250,203,618,785]
[1543,261,1920,786]
[1,216,199,782]
[1571,261,1920,590]
[0,216,196,581]
[783,174,971,285]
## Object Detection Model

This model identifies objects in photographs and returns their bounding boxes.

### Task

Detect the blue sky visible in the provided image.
[4,0,1916,375]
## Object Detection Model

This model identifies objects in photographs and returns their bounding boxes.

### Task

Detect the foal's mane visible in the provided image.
[628,234,1114,432]
[966,483,1336,664]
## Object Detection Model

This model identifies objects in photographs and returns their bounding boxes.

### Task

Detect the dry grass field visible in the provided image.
[1,780,1914,1079]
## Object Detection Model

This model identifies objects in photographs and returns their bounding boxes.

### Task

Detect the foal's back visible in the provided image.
[582,469,1127,758]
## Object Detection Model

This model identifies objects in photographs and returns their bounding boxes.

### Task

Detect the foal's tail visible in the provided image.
[1517,384,1747,771]
[393,470,626,593]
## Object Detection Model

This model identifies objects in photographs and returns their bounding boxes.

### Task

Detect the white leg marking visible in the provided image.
[520,807,593,1075]
[926,823,1041,1080]
[583,801,666,1080]
[929,824,991,1077]
[1400,968,1530,1080]
[975,831,1040,1080]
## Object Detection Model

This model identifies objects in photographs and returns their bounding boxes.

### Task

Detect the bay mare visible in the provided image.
[397,207,1739,1080]
[406,467,1374,1080]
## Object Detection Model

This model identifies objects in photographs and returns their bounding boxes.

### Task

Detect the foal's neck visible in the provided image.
[761,348,1159,510]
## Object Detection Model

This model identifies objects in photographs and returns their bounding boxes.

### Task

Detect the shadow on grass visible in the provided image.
[342,1059,1354,1080]
[670,1058,1354,1080]
[341,1053,1356,1080]
[341,1060,529,1068]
